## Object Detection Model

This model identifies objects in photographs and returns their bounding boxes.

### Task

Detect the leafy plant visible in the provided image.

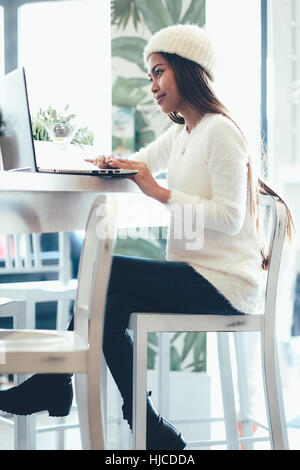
[32,105,94,148]
[112,77,150,107]
[111,0,206,35]
[171,332,206,372]
[111,0,205,68]
[111,0,141,31]
[111,0,206,150]
[134,107,156,151]
[35,104,76,128]
[71,126,94,147]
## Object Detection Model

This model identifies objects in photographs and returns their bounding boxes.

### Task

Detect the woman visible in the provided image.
[0,24,294,450]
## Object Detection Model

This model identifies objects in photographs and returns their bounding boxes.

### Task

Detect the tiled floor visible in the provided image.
[1,335,300,450]
[1,407,299,450]
[0,408,81,450]
[0,398,129,450]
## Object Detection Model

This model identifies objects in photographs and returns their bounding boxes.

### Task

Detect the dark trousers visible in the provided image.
[102,255,243,409]
[69,255,242,412]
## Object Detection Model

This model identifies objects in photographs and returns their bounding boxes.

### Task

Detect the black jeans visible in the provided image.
[96,255,243,413]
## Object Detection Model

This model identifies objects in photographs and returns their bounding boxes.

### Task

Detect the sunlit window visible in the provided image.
[0,6,4,77]
[267,0,300,177]
[267,0,300,339]
[19,0,111,153]
[206,0,261,155]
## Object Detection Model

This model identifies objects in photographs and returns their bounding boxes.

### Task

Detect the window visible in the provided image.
[267,0,300,179]
[267,0,300,340]
[19,0,111,153]
[206,0,262,155]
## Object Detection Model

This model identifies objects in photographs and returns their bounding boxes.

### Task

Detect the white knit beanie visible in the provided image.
[144,24,216,81]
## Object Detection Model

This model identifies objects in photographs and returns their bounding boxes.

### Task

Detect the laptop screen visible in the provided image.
[0,67,37,171]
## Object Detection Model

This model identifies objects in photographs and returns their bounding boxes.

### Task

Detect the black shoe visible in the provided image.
[146,392,186,450]
[0,374,73,417]
[122,392,186,450]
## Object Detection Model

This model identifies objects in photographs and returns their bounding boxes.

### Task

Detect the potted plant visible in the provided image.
[32,105,94,148]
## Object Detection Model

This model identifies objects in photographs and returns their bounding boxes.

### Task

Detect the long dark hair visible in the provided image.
[160,52,295,270]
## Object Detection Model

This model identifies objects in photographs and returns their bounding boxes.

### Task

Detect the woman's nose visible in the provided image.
[151,80,158,95]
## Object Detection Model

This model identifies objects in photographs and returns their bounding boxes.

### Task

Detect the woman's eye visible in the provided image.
[148,70,163,83]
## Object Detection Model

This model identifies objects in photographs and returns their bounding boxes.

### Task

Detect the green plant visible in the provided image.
[111,0,142,31]
[32,105,94,148]
[171,332,206,372]
[111,0,206,150]
[111,0,205,35]
[71,126,94,147]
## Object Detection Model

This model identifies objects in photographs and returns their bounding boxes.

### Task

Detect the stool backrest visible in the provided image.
[74,196,117,352]
[260,194,287,330]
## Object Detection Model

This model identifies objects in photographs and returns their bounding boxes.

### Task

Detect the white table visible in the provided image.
[0,171,140,235]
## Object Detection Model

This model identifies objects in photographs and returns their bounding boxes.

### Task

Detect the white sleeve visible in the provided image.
[165,118,249,236]
[130,124,181,177]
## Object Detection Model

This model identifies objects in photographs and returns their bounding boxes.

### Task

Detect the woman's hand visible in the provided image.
[84,154,117,169]
[108,158,171,203]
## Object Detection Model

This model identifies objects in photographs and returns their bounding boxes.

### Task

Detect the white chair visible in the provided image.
[0,232,77,330]
[0,195,117,450]
[129,194,289,450]
[0,231,77,449]
[0,298,26,329]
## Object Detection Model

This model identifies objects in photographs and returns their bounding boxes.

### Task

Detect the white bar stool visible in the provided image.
[129,194,289,450]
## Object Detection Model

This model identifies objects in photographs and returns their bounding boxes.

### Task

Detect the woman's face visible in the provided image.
[147,53,184,114]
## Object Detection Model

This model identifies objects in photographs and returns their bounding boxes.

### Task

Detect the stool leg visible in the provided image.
[75,373,91,449]
[217,332,239,450]
[75,368,105,450]
[261,331,289,449]
[234,332,255,450]
[132,315,147,450]
[158,332,170,419]
[101,352,108,446]
[55,299,73,449]
[14,402,36,450]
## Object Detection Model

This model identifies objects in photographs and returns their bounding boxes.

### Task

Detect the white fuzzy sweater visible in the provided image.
[131,113,263,314]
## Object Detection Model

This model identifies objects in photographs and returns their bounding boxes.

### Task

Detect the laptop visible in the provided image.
[0,67,138,177]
